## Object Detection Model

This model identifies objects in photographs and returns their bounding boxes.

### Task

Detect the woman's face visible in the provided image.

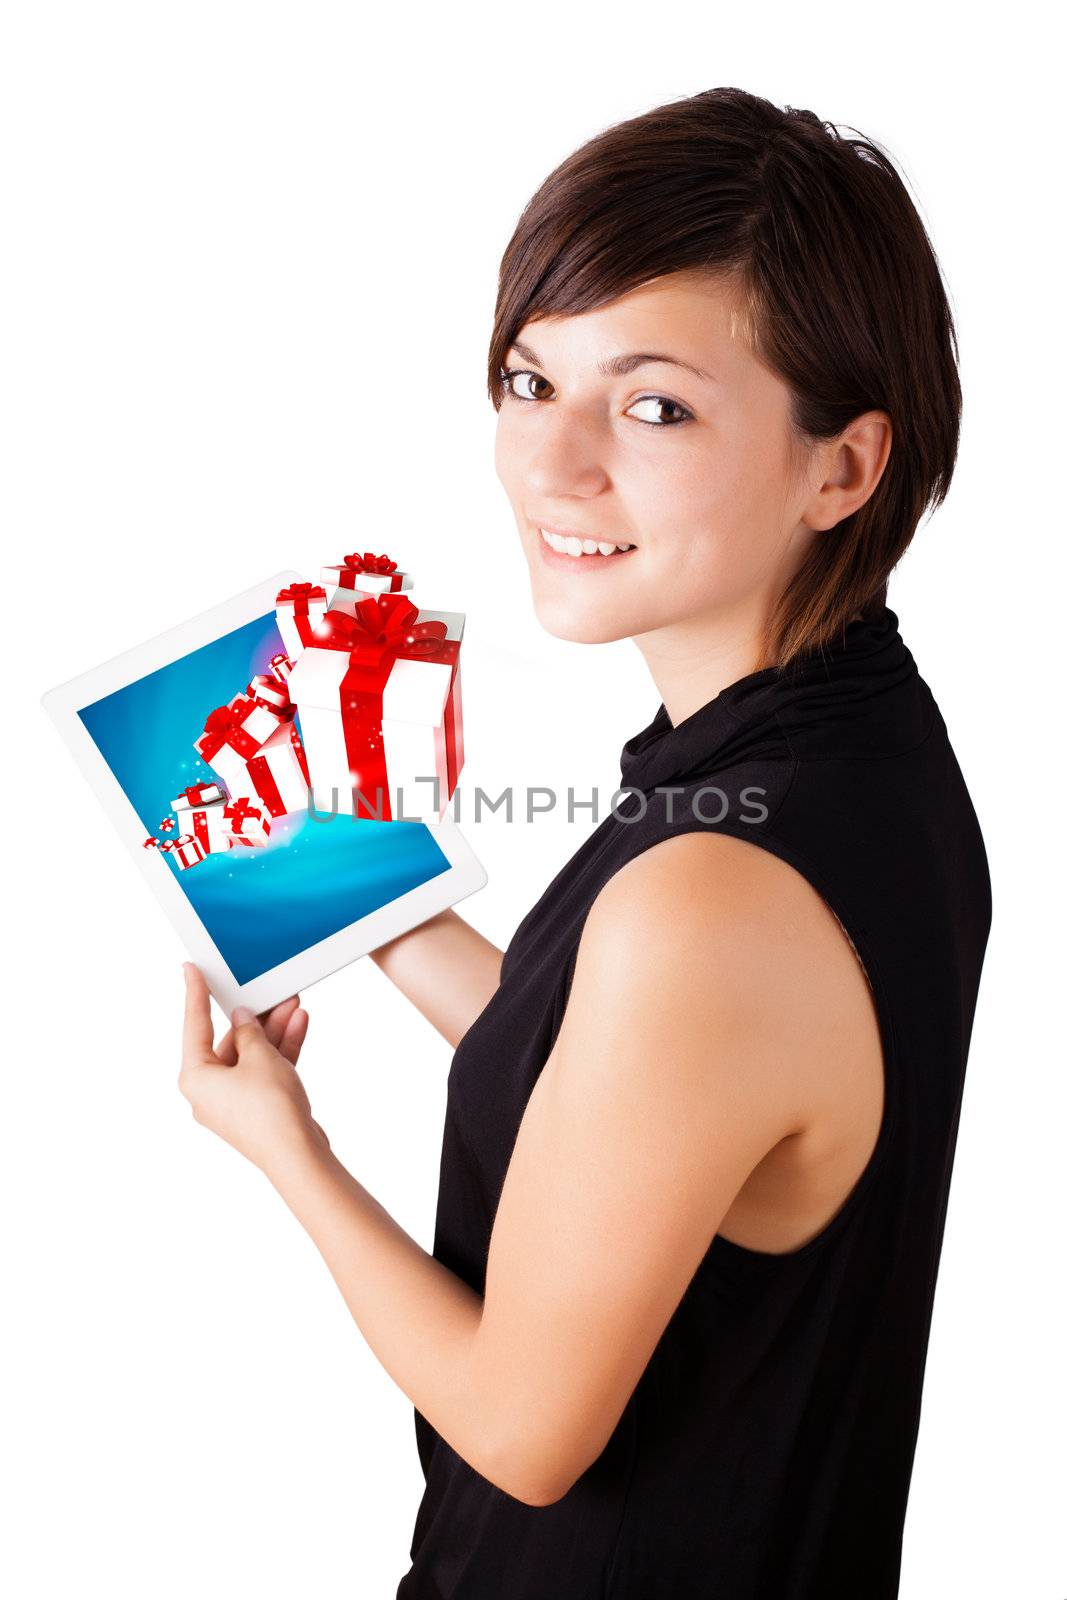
[494,270,825,652]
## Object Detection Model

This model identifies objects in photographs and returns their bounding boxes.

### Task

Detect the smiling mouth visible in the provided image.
[537,526,637,560]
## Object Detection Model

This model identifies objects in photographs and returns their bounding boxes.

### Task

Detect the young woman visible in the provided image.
[179,88,992,1598]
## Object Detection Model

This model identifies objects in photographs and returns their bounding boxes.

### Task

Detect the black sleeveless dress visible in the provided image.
[395,604,992,1599]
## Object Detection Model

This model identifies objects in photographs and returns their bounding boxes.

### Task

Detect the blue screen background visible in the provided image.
[78,612,451,984]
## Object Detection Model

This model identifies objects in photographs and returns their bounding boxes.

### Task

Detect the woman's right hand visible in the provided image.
[183,974,330,1154]
[214,993,307,1068]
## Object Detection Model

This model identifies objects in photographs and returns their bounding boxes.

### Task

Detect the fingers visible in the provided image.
[264,995,301,1049]
[215,1028,238,1068]
[216,995,301,1065]
[229,1004,264,1048]
[182,964,216,1063]
[279,1006,309,1065]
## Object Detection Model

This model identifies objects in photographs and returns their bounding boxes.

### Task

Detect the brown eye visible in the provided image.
[500,369,553,401]
[626,395,694,427]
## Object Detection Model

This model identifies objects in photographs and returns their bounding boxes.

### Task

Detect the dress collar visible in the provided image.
[618,605,925,792]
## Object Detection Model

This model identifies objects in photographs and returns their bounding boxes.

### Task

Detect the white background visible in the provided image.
[3,4,1062,1595]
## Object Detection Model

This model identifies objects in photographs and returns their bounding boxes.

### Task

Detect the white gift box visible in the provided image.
[222,798,272,847]
[275,583,329,662]
[240,721,311,818]
[200,723,309,820]
[288,604,464,822]
[171,782,231,855]
[172,781,225,806]
[321,554,413,614]
[171,833,206,871]
[194,692,307,818]
[249,673,289,710]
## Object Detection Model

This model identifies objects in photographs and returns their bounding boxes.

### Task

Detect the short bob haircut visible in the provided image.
[487,87,961,672]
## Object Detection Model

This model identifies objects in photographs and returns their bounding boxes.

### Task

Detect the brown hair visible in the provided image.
[487,87,961,672]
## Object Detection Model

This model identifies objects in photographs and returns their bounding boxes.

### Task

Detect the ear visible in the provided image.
[803,409,893,532]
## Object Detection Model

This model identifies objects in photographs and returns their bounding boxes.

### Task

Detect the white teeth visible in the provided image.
[539,528,635,558]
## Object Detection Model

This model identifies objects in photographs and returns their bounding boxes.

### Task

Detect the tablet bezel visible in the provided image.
[41,570,488,1014]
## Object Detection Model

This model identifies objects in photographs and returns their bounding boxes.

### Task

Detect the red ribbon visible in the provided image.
[245,752,287,817]
[342,551,397,575]
[189,811,212,854]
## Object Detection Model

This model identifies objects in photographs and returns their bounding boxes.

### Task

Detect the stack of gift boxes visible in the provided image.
[144,551,465,871]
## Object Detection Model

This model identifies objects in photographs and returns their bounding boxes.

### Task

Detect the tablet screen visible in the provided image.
[78,610,452,984]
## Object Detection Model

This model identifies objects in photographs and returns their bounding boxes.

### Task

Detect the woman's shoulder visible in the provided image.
[586,828,854,973]
[574,829,883,1149]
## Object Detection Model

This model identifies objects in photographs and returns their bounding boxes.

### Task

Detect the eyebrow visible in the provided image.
[507,339,716,385]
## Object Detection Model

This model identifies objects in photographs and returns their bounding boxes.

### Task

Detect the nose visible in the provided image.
[520,410,612,501]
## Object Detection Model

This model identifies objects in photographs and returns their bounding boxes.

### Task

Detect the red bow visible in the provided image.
[314,593,448,664]
[177,782,221,807]
[277,581,326,605]
[197,696,266,763]
[203,700,254,737]
[342,551,397,576]
[223,797,260,833]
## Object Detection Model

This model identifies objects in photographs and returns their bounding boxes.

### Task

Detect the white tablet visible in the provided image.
[41,570,488,1014]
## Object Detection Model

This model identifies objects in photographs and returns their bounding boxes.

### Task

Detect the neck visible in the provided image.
[632,599,773,728]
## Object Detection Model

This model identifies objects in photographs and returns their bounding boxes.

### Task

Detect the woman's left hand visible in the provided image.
[178,963,329,1173]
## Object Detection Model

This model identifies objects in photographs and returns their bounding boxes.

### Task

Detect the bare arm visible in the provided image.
[369,908,504,1049]
[182,831,851,1505]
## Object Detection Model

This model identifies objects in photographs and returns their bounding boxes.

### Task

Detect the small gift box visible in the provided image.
[171,833,206,871]
[194,688,308,819]
[275,582,329,662]
[269,652,294,684]
[287,591,464,822]
[222,796,272,848]
[171,780,232,856]
[320,551,413,614]
[244,673,311,816]
[248,673,290,712]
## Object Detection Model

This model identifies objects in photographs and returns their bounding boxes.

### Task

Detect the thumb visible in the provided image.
[230,1004,266,1054]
